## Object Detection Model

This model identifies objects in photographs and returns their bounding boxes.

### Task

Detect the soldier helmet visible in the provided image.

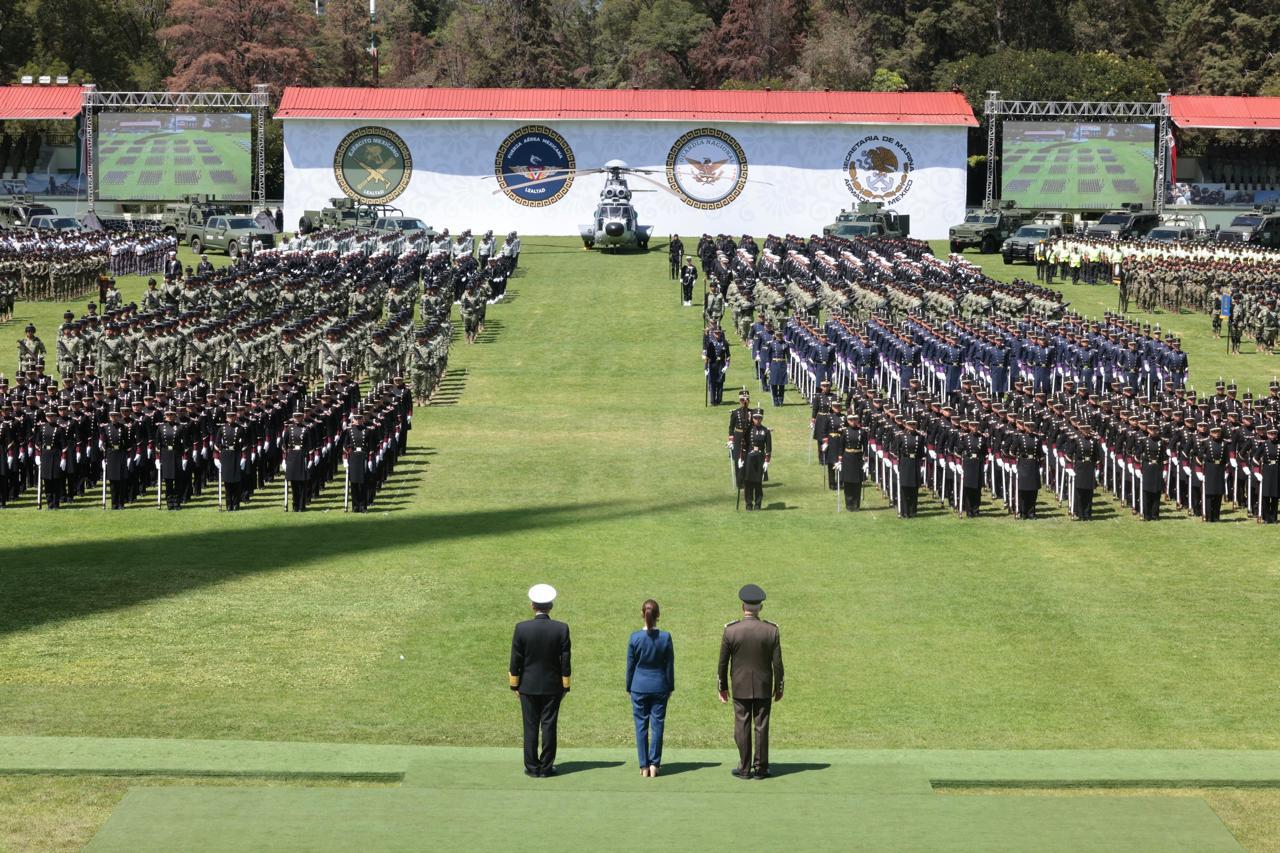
[750,410,763,420]
[738,584,765,604]
[24,324,35,333]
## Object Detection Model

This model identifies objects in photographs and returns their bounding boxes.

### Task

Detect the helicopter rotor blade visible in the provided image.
[624,171,685,199]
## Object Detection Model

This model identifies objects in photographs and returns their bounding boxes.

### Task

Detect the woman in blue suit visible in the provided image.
[626,599,675,777]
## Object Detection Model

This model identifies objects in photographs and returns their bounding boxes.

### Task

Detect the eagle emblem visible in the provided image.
[686,156,729,184]
[855,146,898,194]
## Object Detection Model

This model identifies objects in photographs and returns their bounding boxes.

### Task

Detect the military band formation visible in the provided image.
[3,224,523,512]
[695,231,1280,523]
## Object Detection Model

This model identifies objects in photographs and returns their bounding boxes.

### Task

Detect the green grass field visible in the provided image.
[3,238,1280,850]
[1002,136,1155,209]
[95,130,251,201]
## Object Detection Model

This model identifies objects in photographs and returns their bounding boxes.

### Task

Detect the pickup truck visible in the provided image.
[373,216,436,238]
[1001,223,1064,264]
[186,215,275,258]
[25,214,83,232]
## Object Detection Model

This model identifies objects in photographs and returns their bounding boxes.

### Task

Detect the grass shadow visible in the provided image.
[0,495,723,637]
[548,761,627,776]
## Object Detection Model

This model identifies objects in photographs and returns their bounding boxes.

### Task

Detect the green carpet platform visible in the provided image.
[4,737,1273,850]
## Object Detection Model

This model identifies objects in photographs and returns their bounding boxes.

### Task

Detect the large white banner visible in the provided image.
[282,119,968,239]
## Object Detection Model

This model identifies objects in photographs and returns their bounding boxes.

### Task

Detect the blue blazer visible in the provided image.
[626,629,675,694]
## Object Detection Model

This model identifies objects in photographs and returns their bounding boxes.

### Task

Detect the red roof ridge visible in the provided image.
[276,87,978,127]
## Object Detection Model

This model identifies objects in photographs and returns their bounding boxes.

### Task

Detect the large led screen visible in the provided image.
[97,113,251,201]
[1001,121,1155,209]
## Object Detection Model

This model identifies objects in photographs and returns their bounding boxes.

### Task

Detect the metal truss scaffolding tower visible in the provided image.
[983,92,1171,213]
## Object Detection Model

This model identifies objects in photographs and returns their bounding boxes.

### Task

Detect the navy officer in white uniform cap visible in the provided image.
[509,583,572,777]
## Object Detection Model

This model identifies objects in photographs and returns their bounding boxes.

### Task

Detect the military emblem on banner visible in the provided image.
[843,136,915,205]
[333,126,413,203]
[494,125,576,207]
[666,128,748,209]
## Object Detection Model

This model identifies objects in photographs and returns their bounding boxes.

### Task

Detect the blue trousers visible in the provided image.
[631,692,669,767]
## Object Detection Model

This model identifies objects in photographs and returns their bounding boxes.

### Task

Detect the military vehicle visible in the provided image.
[159,195,240,235]
[298,198,406,234]
[1001,217,1067,264]
[1215,205,1280,248]
[184,213,275,258]
[25,214,83,232]
[576,161,656,251]
[948,202,1027,253]
[372,216,436,238]
[0,195,58,228]
[824,202,910,239]
[1085,205,1160,240]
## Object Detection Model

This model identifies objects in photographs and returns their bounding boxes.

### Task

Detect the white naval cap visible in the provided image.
[528,584,557,605]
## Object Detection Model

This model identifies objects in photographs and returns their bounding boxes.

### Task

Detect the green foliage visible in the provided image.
[869,68,908,92]
[936,49,1167,119]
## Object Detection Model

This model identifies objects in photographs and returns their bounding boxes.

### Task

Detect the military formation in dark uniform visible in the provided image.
[3,224,523,512]
[701,230,1280,523]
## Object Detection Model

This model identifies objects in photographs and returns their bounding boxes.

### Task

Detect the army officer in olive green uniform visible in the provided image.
[717,584,784,779]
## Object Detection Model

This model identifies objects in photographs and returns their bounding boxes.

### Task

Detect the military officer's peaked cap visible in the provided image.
[738,584,766,604]
[528,584,557,605]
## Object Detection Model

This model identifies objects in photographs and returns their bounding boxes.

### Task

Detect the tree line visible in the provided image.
[1,0,1277,193]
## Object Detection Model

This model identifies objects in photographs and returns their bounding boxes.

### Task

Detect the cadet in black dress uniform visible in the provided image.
[158,409,185,510]
[37,409,67,508]
[1199,424,1228,522]
[704,328,730,406]
[820,400,844,490]
[1012,419,1042,519]
[726,391,753,488]
[765,331,789,407]
[342,411,373,512]
[215,410,247,511]
[1070,423,1103,520]
[1138,423,1166,521]
[101,410,130,509]
[1253,425,1280,524]
[509,583,571,778]
[284,410,313,512]
[959,420,988,518]
[741,410,771,511]
[835,411,868,510]
[896,419,925,518]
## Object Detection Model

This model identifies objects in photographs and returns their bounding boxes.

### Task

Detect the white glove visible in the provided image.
[342,458,349,469]
[763,462,769,472]
[726,440,733,449]
[737,459,744,469]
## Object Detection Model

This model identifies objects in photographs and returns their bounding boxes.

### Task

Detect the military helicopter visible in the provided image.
[576,160,664,251]
[490,159,677,252]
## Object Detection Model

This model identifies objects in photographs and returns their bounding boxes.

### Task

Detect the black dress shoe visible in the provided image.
[752,770,770,780]
[731,768,752,779]
[541,768,557,777]
[524,769,540,778]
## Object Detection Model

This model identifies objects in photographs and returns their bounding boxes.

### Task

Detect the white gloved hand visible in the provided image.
[763,462,769,472]
[737,460,744,469]
[726,440,733,449]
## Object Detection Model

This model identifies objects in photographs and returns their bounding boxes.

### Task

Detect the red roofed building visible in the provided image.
[0,85,85,121]
[278,87,975,239]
